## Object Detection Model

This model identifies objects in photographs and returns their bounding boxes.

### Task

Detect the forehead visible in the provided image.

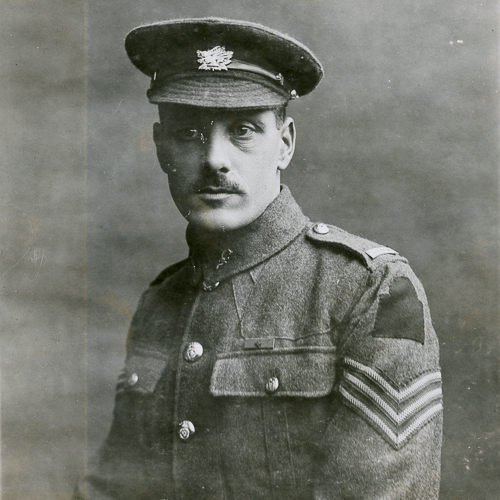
[158,104,277,124]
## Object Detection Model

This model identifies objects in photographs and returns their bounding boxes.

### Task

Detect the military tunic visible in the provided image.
[75,186,442,499]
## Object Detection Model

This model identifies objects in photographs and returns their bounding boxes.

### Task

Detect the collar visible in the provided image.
[186,185,310,290]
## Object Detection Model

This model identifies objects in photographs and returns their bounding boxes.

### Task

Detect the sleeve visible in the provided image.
[314,258,443,500]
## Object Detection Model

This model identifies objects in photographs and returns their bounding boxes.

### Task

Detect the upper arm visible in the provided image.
[315,259,443,500]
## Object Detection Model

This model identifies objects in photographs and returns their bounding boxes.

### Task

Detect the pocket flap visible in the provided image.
[118,350,168,394]
[210,347,336,397]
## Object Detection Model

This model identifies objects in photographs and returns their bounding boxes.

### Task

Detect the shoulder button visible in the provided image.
[313,222,330,234]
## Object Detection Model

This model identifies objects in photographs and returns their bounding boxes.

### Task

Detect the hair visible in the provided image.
[273,104,288,128]
[158,103,288,130]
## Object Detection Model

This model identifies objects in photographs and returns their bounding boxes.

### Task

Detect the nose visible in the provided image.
[203,126,231,173]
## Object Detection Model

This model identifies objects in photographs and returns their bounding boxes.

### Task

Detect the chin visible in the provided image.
[185,208,255,232]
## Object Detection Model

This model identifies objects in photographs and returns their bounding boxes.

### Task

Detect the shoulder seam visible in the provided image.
[149,258,189,286]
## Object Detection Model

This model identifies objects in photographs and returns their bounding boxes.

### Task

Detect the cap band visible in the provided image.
[228,60,285,88]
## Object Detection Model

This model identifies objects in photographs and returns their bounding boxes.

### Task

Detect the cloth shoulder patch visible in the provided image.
[305,223,406,270]
[339,357,443,450]
[373,276,425,344]
[149,258,189,287]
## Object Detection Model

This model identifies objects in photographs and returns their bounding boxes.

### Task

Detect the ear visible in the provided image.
[277,117,296,171]
[153,122,170,174]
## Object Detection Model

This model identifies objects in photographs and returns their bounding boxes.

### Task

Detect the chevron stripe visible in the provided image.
[343,357,442,401]
[339,358,443,449]
[343,372,442,425]
[340,386,443,449]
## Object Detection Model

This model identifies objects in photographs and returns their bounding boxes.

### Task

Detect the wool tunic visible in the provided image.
[75,186,442,499]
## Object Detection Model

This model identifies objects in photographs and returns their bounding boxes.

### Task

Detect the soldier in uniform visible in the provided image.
[75,17,443,500]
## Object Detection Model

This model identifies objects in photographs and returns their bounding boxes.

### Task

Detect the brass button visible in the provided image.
[128,373,138,386]
[184,342,203,362]
[178,420,195,440]
[266,377,279,394]
[313,223,329,234]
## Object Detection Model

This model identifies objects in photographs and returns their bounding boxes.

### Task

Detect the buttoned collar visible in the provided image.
[186,185,309,289]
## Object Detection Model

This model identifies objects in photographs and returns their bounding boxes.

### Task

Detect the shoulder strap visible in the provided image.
[305,222,405,270]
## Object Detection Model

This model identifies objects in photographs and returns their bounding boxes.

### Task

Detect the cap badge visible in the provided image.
[197,46,234,71]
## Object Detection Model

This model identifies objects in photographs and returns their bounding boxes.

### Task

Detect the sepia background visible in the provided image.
[1,0,498,498]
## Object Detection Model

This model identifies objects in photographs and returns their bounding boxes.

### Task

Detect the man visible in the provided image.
[76,17,443,499]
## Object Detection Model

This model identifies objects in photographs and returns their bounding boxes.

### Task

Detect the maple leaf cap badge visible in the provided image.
[197,46,234,71]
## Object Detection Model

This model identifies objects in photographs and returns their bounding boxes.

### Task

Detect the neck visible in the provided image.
[185,185,309,281]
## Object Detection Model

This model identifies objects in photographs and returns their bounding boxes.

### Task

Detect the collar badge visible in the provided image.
[197,46,233,71]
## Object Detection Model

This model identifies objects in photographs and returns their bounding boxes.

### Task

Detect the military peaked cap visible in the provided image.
[125,17,324,108]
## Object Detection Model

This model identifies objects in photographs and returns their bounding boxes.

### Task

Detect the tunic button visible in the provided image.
[313,223,329,234]
[178,420,195,440]
[128,373,138,386]
[266,376,279,394]
[184,342,203,362]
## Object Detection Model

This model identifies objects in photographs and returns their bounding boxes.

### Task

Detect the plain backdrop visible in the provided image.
[1,0,498,498]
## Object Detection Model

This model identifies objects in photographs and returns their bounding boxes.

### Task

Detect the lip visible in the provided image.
[196,191,237,201]
[197,186,242,195]
[195,186,243,200]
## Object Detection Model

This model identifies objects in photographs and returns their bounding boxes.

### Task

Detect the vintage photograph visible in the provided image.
[1,0,498,499]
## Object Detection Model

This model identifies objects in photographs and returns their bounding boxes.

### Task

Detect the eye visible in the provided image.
[230,123,255,138]
[175,127,203,140]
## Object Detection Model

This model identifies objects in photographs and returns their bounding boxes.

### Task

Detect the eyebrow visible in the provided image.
[165,109,269,129]
[235,114,267,130]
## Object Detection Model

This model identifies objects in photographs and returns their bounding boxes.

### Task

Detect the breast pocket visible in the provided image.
[209,346,337,497]
[117,351,168,395]
[209,346,337,397]
[110,349,169,452]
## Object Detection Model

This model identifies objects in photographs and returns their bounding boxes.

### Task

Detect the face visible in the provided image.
[153,105,295,231]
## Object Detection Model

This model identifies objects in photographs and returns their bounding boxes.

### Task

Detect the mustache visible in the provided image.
[193,174,244,193]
